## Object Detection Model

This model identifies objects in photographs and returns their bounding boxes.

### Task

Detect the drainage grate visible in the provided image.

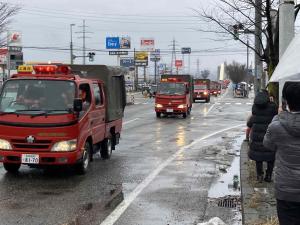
[217,196,240,208]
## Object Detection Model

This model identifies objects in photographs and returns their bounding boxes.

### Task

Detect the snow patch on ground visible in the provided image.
[198,217,227,225]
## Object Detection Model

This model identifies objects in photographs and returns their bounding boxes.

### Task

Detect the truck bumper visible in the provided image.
[155,108,187,114]
[0,150,82,165]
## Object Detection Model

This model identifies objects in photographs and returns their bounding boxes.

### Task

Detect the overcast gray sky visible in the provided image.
[3,0,250,78]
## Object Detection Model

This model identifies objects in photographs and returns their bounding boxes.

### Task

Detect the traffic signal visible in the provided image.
[88,52,95,62]
[233,24,239,40]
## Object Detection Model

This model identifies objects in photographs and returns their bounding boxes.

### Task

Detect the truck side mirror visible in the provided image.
[73,98,83,112]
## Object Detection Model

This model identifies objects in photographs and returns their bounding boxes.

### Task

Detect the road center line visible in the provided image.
[99,123,244,225]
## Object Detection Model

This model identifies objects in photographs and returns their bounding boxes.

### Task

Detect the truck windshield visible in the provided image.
[194,84,208,90]
[0,80,76,115]
[158,83,186,95]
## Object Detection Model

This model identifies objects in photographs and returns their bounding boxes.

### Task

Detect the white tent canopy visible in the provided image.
[270,34,300,82]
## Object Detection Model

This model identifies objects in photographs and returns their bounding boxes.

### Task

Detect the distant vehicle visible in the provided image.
[210,81,222,96]
[155,75,193,118]
[234,82,249,98]
[193,79,210,103]
[0,64,126,174]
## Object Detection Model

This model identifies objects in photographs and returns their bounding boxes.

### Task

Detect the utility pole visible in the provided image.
[279,0,295,59]
[169,39,178,75]
[70,24,75,64]
[254,0,262,94]
[246,37,249,78]
[197,58,200,78]
[76,20,92,65]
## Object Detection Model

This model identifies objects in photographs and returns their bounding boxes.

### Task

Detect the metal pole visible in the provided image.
[247,37,249,78]
[154,60,157,84]
[188,54,191,74]
[7,33,10,79]
[134,48,138,91]
[254,0,262,94]
[70,24,75,65]
[83,20,86,65]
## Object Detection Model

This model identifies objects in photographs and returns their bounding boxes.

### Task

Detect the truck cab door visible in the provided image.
[90,83,105,144]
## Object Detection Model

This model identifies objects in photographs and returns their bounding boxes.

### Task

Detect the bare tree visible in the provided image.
[0,3,20,46]
[201,69,210,79]
[226,61,247,84]
[195,0,282,75]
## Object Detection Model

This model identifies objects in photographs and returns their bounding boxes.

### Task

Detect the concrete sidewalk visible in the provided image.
[240,141,278,225]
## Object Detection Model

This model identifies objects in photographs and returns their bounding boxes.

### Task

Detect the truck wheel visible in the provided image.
[100,138,112,159]
[187,108,191,115]
[76,142,91,175]
[206,98,210,103]
[3,163,20,173]
[156,112,161,118]
[183,113,187,118]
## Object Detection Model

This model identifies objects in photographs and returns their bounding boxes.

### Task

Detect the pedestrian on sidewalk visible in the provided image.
[247,90,278,183]
[264,82,300,225]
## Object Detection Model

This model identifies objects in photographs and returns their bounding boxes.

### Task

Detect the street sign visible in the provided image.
[175,60,183,68]
[135,61,148,66]
[181,47,191,54]
[150,49,160,62]
[120,57,134,67]
[106,37,120,49]
[109,51,128,55]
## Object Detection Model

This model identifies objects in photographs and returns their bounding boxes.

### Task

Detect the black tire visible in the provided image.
[183,113,187,118]
[156,112,161,118]
[206,98,210,103]
[100,138,112,159]
[3,163,20,173]
[187,107,191,115]
[75,142,91,175]
[193,99,196,103]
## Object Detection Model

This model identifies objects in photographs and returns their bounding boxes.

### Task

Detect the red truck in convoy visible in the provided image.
[0,64,126,174]
[193,79,210,103]
[155,75,193,118]
[210,81,222,96]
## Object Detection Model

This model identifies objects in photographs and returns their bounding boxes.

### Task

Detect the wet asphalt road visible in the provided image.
[0,89,253,225]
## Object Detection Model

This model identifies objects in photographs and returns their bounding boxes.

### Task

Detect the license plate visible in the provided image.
[166,108,173,113]
[21,154,39,164]
[197,95,201,97]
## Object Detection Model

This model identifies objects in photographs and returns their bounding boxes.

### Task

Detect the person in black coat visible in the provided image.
[247,90,278,182]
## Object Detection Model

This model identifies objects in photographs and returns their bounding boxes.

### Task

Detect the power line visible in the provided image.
[75,20,93,64]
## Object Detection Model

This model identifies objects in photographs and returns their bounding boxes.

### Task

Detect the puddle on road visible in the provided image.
[205,135,244,225]
[208,135,244,198]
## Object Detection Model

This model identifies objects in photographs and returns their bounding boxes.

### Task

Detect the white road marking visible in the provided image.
[205,103,216,116]
[225,102,231,105]
[123,118,140,125]
[99,123,244,225]
[215,102,221,105]
[246,103,253,105]
[235,103,242,105]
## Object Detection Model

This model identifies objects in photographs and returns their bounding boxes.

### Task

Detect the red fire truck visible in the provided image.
[210,81,222,96]
[155,75,193,118]
[193,79,210,103]
[0,64,126,174]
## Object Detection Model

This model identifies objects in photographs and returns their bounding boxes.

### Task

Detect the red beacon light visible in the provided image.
[33,65,71,75]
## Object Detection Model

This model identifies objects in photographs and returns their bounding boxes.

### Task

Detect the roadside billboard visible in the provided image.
[135,51,148,66]
[106,37,120,49]
[141,38,155,51]
[0,48,7,64]
[175,60,183,68]
[106,36,131,49]
[120,37,131,49]
[120,57,134,67]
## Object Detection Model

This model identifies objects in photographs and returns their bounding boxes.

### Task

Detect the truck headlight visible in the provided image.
[177,104,186,109]
[51,139,77,152]
[0,139,12,150]
[204,91,208,95]
[155,103,163,108]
